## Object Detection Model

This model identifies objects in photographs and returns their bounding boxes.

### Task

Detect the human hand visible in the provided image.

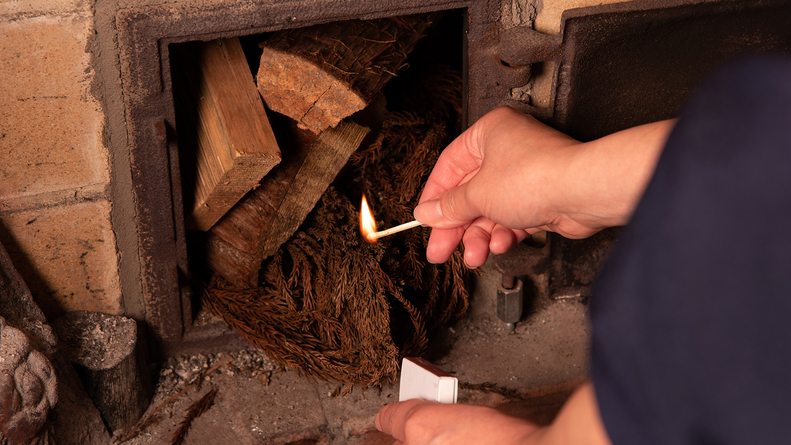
[415,106,674,266]
[414,106,586,266]
[374,398,540,445]
[374,383,611,445]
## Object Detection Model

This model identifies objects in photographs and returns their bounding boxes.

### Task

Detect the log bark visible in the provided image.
[172,37,282,231]
[256,13,437,133]
[51,311,152,434]
[206,120,369,287]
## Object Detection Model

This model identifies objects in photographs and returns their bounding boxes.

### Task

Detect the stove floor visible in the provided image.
[120,260,590,445]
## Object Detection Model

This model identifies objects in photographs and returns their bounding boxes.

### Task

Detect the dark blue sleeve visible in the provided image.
[590,55,791,445]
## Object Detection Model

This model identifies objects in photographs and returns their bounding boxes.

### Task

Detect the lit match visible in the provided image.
[365,220,423,241]
[360,194,423,242]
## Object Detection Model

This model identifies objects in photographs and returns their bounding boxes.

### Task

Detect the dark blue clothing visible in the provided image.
[591,56,791,445]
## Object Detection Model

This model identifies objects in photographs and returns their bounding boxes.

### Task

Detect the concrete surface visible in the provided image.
[121,260,590,445]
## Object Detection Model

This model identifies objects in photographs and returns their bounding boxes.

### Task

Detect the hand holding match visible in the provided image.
[365,220,423,241]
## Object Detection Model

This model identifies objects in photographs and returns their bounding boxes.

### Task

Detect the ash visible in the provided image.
[156,348,276,396]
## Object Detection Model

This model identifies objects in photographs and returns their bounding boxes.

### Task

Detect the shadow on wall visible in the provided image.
[0,221,64,319]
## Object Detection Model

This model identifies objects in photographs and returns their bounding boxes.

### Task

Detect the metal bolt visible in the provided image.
[496,276,523,331]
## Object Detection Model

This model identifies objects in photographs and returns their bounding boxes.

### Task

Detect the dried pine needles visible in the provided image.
[202,65,469,388]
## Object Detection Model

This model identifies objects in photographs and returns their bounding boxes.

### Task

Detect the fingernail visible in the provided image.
[463,253,478,269]
[414,199,442,225]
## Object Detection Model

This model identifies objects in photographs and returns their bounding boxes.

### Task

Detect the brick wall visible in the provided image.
[0,1,122,318]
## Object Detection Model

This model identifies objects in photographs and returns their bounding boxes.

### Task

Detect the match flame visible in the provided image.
[360,194,378,243]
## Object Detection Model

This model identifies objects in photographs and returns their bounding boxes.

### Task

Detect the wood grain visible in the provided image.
[257,13,437,133]
[172,37,281,231]
[206,120,369,287]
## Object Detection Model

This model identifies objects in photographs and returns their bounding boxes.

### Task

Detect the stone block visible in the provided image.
[0,200,122,318]
[0,0,90,17]
[0,14,108,200]
[534,0,634,34]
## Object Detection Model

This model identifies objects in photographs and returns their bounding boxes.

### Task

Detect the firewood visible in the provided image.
[172,37,281,231]
[256,13,438,134]
[51,311,152,433]
[200,66,471,387]
[206,120,369,287]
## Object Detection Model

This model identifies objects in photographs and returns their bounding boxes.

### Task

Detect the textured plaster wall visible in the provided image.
[0,2,122,318]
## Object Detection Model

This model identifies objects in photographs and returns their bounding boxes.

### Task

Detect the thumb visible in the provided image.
[414,183,480,228]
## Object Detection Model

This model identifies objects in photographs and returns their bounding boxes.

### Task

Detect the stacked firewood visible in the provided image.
[175,12,469,387]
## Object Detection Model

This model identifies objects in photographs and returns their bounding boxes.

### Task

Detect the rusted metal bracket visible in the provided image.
[499,26,560,67]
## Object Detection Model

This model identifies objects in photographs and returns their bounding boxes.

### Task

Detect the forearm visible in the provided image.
[561,120,677,229]
[413,109,675,264]
[531,382,611,445]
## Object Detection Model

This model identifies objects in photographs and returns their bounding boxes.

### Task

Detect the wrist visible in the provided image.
[535,383,611,445]
[560,120,676,229]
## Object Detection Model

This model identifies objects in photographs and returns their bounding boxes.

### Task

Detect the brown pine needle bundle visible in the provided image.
[171,387,218,445]
[203,65,469,388]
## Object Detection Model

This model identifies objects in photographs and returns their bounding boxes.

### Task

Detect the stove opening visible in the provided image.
[168,11,467,386]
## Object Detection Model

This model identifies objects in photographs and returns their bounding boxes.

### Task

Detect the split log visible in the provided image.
[256,13,438,133]
[51,311,152,433]
[172,37,281,231]
[205,120,369,287]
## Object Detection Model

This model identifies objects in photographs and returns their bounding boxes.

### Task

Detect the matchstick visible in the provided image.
[366,220,423,240]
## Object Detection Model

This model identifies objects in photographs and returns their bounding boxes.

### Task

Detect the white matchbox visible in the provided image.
[398,357,458,404]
